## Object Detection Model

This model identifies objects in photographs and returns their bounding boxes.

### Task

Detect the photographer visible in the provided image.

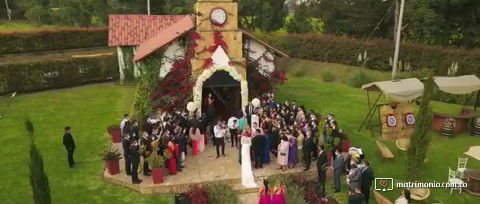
[214,119,227,158]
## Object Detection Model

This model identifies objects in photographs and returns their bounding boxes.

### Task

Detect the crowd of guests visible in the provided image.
[113,93,408,204]
[119,110,206,184]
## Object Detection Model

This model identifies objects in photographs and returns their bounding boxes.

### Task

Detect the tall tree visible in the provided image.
[285,2,313,33]
[239,0,286,32]
[26,120,51,204]
[406,75,433,180]
[311,0,393,38]
[163,0,193,15]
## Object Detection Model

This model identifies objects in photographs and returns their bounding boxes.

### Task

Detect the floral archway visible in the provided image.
[193,65,248,115]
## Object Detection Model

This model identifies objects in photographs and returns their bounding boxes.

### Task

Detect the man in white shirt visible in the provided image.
[228,116,239,147]
[214,120,227,158]
[120,113,130,136]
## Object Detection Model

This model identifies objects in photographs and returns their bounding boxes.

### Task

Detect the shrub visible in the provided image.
[186,184,208,204]
[321,71,336,82]
[254,33,480,76]
[347,71,371,88]
[0,55,118,94]
[26,119,51,204]
[291,67,307,77]
[207,182,238,204]
[0,28,108,54]
[396,68,433,80]
[100,148,122,161]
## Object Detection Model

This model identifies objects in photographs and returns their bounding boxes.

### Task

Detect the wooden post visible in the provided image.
[4,0,11,21]
[117,47,125,81]
[392,0,405,79]
[358,93,383,132]
[475,91,480,111]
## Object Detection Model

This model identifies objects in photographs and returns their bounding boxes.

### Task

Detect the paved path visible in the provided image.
[104,141,318,194]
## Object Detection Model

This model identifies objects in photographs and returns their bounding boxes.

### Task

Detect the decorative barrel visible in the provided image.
[440,118,456,138]
[472,117,480,137]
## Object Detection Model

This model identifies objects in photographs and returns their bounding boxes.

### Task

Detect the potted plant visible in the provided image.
[340,135,351,153]
[146,152,167,184]
[101,148,122,175]
[107,125,122,143]
[440,117,456,138]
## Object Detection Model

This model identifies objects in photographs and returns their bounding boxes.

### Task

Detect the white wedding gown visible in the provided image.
[241,136,257,188]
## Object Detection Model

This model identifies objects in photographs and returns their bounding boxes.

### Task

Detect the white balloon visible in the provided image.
[252,98,260,108]
[186,102,196,112]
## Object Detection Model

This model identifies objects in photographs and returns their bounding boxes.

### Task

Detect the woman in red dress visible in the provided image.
[167,139,177,175]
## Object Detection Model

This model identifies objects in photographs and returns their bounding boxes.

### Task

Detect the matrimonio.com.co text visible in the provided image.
[396,181,467,188]
[374,178,467,192]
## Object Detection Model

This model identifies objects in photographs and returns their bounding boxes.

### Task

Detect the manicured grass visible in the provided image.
[276,57,391,84]
[0,83,172,204]
[0,21,66,33]
[1,59,479,203]
[275,75,480,203]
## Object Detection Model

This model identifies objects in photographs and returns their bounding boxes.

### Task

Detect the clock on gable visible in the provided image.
[210,7,227,26]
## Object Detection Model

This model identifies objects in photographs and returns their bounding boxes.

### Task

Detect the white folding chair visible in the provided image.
[457,157,468,178]
[448,167,464,194]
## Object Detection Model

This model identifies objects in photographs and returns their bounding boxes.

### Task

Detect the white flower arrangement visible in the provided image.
[192,65,248,116]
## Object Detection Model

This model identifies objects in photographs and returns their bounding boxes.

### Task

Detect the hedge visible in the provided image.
[0,28,108,55]
[255,33,480,76]
[0,55,118,94]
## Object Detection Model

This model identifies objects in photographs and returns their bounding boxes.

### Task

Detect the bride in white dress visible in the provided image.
[241,127,257,188]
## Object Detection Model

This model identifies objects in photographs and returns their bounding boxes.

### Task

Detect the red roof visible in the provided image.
[133,16,195,62]
[108,15,189,46]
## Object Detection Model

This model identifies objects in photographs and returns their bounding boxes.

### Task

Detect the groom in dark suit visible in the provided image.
[361,161,375,203]
[251,129,266,169]
[303,131,315,171]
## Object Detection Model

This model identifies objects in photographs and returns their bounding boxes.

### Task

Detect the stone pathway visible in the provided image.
[104,141,318,195]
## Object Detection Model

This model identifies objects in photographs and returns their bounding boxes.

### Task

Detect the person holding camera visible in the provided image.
[214,119,227,158]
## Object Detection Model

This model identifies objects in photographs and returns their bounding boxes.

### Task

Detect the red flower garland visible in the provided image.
[203,31,228,69]
[202,58,213,69]
[149,32,199,111]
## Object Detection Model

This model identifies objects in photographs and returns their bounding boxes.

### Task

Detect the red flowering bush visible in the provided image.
[149,31,200,111]
[186,184,209,204]
[247,60,287,98]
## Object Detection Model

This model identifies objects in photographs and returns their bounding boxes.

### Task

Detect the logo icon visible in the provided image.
[375,178,394,191]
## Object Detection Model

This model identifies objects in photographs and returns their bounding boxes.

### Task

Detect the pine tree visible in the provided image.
[406,76,433,180]
[26,120,51,204]
[285,3,313,33]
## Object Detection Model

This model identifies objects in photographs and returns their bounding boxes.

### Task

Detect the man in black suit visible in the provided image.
[316,145,328,195]
[62,126,76,168]
[290,100,298,116]
[122,133,132,175]
[140,132,152,176]
[245,102,255,125]
[129,140,142,184]
[360,161,375,203]
[303,131,315,171]
[348,187,366,204]
[251,129,266,169]
[330,122,341,139]
[130,120,140,140]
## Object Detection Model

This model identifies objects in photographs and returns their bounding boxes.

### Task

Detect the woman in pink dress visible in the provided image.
[258,179,272,204]
[272,181,286,204]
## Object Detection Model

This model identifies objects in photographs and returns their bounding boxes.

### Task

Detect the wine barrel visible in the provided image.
[441,123,455,138]
[472,117,480,137]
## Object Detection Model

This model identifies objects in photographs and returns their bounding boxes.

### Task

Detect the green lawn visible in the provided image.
[0,21,67,33]
[275,74,480,203]
[1,60,479,204]
[0,83,172,204]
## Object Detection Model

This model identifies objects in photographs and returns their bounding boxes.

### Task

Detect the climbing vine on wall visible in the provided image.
[149,31,199,111]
